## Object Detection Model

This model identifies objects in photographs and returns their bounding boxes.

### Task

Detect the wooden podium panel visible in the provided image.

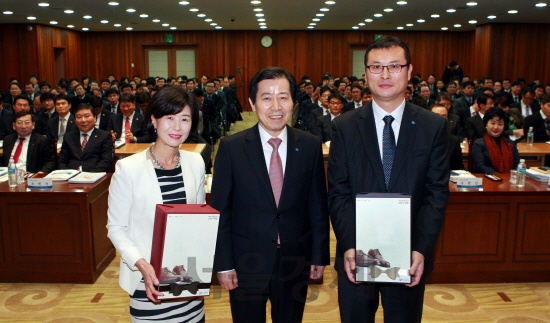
[0,175,114,283]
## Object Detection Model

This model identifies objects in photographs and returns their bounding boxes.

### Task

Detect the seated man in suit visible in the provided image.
[342,84,363,113]
[106,93,150,143]
[135,92,150,115]
[465,93,495,141]
[431,104,465,170]
[57,103,113,172]
[47,94,77,144]
[1,110,55,173]
[436,92,463,138]
[511,88,540,118]
[311,93,344,142]
[509,81,523,104]
[523,94,550,143]
[0,94,47,139]
[419,84,435,107]
[104,88,121,114]
[451,81,476,118]
[361,87,373,106]
[89,95,111,131]
[306,86,333,133]
[71,83,90,112]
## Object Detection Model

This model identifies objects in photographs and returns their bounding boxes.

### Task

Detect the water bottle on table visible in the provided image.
[517,159,526,188]
[8,158,18,188]
[527,127,534,146]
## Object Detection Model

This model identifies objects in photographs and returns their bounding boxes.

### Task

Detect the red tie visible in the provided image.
[268,138,283,245]
[13,138,25,164]
[81,134,88,151]
[125,117,131,143]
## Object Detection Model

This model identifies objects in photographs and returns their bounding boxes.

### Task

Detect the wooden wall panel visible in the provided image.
[0,24,39,91]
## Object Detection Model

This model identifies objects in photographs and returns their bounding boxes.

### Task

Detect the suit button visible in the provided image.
[271,239,276,244]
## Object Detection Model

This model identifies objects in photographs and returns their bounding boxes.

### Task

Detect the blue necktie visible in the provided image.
[382,115,396,189]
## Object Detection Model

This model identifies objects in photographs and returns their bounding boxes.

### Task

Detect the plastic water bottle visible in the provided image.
[517,159,526,188]
[8,158,17,188]
[527,127,534,146]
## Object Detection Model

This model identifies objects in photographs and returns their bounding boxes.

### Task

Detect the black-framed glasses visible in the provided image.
[365,64,408,74]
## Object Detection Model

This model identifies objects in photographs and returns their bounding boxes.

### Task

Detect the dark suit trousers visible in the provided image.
[229,249,309,323]
[337,265,425,323]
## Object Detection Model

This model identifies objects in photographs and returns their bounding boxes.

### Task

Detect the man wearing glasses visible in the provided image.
[328,36,449,323]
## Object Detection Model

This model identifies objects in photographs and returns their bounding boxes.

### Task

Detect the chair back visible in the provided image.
[49,138,58,164]
[467,138,475,172]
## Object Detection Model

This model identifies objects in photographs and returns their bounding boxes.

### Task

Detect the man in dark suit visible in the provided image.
[523,94,550,143]
[442,60,463,84]
[436,92,463,138]
[89,95,111,131]
[511,88,540,117]
[1,110,55,173]
[464,93,495,141]
[328,36,449,323]
[451,81,476,117]
[71,84,90,113]
[57,103,112,172]
[203,80,223,127]
[509,81,523,104]
[212,67,330,323]
[311,93,344,142]
[342,84,363,113]
[431,104,465,170]
[106,93,150,143]
[47,94,77,144]
[418,85,435,108]
[306,86,333,133]
[0,95,43,140]
[104,88,122,115]
[191,88,217,144]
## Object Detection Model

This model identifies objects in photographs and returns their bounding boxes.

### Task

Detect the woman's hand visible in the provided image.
[135,258,164,302]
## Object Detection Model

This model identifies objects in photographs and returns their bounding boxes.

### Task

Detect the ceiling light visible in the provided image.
[126,8,136,12]
[82,28,89,31]
[205,19,212,22]
[397,26,404,30]
[179,1,189,4]
[251,0,261,3]
[126,27,133,30]
[320,8,330,11]
[210,23,217,26]
[259,22,266,25]
[253,8,263,11]
[316,13,325,16]
[313,18,320,21]
[384,8,393,12]
[50,21,57,24]
[431,14,440,18]
[325,1,336,4]
[469,20,477,24]
[487,15,496,19]
[256,13,264,17]
[108,2,119,5]
[508,10,518,14]
[260,26,267,29]
[417,19,425,23]
[197,13,206,17]
[67,25,74,28]
[64,10,73,14]
[397,1,407,4]
[152,19,160,22]
[215,26,222,29]
[257,18,265,21]
[140,14,148,18]
[307,26,314,29]
[38,3,49,7]
[170,27,177,30]
[27,16,37,20]
[101,20,108,24]
[3,11,13,14]
[441,27,448,30]
[536,3,547,7]
[189,8,199,12]
[466,2,477,6]
[454,24,461,27]
[406,23,413,26]
[358,22,365,26]
[114,24,121,27]
[373,13,383,17]
[365,19,373,22]
[447,8,456,12]
[352,26,359,29]
[83,15,92,19]
[162,23,169,26]
[309,23,316,25]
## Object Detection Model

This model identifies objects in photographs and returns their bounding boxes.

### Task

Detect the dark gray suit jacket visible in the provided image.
[1,133,55,173]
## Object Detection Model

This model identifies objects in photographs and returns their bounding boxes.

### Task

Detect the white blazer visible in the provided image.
[107,149,206,295]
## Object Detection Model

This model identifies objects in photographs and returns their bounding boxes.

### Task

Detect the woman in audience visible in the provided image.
[81,75,90,93]
[107,86,206,322]
[495,96,524,140]
[471,107,519,174]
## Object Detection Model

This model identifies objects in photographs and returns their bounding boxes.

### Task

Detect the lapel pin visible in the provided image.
[411,121,415,124]
[296,148,299,151]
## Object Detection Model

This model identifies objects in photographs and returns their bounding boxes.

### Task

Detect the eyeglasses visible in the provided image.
[321,94,331,98]
[365,64,408,74]
[329,101,342,105]
[16,121,32,126]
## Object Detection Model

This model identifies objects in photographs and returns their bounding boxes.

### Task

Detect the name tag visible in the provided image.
[457,177,483,188]
[28,178,53,190]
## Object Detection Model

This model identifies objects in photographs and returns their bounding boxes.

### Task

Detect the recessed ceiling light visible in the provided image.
[487,15,496,19]
[83,15,92,19]
[352,26,359,29]
[64,10,73,14]
[38,3,49,7]
[259,22,266,25]
[162,23,169,26]
[469,20,477,24]
[313,18,320,21]
[397,1,407,4]
[140,14,148,18]
[50,21,57,24]
[358,22,365,26]
[260,26,267,29]
[325,1,336,4]
[384,8,393,12]
[189,8,199,12]
[316,13,325,17]
[508,10,518,14]
[365,19,373,22]
[101,20,108,24]
[126,27,133,30]
[536,3,547,7]
[126,8,136,12]
[27,16,36,20]
[205,19,212,22]
[179,1,189,4]
[397,26,404,30]
[67,25,74,28]
[307,26,314,29]
[3,11,13,14]
[374,13,383,17]
[253,8,263,11]
[215,26,222,29]
[431,14,440,18]
[417,19,425,23]
[406,23,413,26]
[114,24,121,27]
[251,0,261,4]
[197,13,206,17]
[454,24,461,27]
[256,13,264,17]
[466,2,477,6]
[152,19,160,22]
[210,23,217,26]
[447,8,456,12]
[108,2,119,5]
[170,27,177,30]
[257,18,265,21]
[320,8,330,11]
[441,27,448,30]
[309,23,316,25]
[82,28,89,31]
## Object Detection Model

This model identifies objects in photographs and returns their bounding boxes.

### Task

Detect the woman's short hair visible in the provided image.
[145,85,199,141]
[483,107,509,129]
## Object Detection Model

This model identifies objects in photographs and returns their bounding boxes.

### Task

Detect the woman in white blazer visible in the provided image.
[107,86,206,322]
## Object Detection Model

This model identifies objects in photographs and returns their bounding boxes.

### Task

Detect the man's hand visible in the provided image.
[310,265,325,280]
[126,130,135,143]
[513,129,524,137]
[406,251,425,287]
[343,248,359,284]
[217,270,238,291]
[110,130,117,142]
[135,258,164,302]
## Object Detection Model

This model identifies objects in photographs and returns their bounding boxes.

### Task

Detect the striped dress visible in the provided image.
[129,166,205,323]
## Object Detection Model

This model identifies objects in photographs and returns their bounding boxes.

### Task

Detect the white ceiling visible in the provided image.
[1,0,548,32]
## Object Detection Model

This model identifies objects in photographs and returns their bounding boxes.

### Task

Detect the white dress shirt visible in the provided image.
[372,99,406,160]
[258,124,287,176]
[10,134,31,172]
[520,100,532,117]
[470,106,477,117]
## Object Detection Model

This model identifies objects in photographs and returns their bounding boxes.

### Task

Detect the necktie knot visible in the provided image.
[383,115,395,126]
[19,137,25,144]
[268,137,282,150]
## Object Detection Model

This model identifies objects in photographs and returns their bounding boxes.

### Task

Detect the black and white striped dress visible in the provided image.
[129,166,205,323]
